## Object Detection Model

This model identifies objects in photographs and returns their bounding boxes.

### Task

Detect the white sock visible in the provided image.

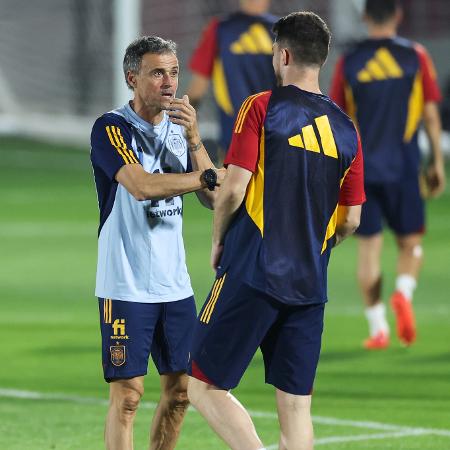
[395,274,417,302]
[365,303,389,337]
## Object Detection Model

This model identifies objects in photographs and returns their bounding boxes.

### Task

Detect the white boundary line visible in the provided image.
[2,388,450,447]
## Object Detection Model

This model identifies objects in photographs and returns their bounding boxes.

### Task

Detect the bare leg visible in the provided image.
[149,372,190,450]
[188,376,263,450]
[390,233,422,345]
[396,234,423,281]
[105,377,144,450]
[357,234,390,347]
[357,234,383,307]
[276,389,313,450]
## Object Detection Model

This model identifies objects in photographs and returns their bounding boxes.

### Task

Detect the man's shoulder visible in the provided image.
[92,109,134,138]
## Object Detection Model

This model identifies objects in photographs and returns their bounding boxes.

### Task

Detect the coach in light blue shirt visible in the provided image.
[90,36,223,450]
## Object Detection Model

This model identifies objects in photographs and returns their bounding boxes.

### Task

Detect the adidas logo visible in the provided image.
[357,47,404,82]
[230,23,273,55]
[288,115,338,159]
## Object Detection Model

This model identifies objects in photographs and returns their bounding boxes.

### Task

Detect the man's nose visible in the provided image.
[162,72,173,87]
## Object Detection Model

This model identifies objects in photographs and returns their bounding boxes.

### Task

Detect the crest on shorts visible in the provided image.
[110,345,126,366]
[166,133,186,157]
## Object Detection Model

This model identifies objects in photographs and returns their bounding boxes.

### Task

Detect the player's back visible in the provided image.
[216,12,277,146]
[341,37,427,182]
[221,87,360,305]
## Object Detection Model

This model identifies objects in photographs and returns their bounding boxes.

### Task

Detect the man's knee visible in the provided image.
[162,375,190,413]
[398,239,423,259]
[110,380,144,424]
[187,376,209,408]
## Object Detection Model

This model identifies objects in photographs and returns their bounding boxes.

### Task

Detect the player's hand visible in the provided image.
[167,95,200,143]
[210,241,224,271]
[425,159,446,198]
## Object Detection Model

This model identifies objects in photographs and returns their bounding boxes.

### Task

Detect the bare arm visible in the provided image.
[423,102,446,197]
[334,204,362,247]
[211,165,253,270]
[168,95,224,209]
[116,163,205,201]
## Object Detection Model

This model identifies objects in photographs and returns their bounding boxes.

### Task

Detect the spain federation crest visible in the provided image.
[110,345,126,366]
[166,133,186,157]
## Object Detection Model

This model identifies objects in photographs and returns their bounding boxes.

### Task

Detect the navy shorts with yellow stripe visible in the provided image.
[356,178,425,236]
[99,297,196,382]
[188,274,325,395]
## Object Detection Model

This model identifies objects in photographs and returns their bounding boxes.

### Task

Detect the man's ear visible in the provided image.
[282,48,290,66]
[127,71,136,89]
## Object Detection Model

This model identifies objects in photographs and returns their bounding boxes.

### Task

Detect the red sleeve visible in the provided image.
[339,132,366,206]
[329,56,347,110]
[224,91,272,172]
[414,43,442,103]
[188,18,219,78]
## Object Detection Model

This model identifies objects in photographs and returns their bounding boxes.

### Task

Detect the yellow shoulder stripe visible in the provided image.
[105,126,139,164]
[234,92,268,134]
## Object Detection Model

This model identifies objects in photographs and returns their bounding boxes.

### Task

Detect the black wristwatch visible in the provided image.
[201,168,218,191]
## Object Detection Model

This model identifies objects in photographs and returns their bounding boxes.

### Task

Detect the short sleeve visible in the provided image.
[415,44,442,103]
[188,18,219,78]
[224,91,271,173]
[339,132,366,206]
[329,56,347,110]
[90,114,140,181]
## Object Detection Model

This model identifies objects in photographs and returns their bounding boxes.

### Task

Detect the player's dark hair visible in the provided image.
[365,0,400,24]
[123,36,177,89]
[273,12,331,68]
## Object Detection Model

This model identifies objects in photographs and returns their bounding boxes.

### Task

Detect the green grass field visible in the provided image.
[1,137,449,449]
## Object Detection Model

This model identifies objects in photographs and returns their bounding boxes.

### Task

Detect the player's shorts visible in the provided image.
[356,178,425,237]
[188,274,325,395]
[98,297,196,382]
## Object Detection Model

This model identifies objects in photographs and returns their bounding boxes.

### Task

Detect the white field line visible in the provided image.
[2,388,450,445]
[266,429,432,449]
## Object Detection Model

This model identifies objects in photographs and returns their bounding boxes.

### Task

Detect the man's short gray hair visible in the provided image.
[123,36,177,89]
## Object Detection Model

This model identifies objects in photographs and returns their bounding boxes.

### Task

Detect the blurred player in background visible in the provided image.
[330,0,445,350]
[90,36,223,450]
[187,0,277,162]
[187,12,365,450]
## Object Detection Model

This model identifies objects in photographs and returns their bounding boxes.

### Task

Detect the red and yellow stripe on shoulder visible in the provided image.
[105,125,139,164]
[234,91,271,134]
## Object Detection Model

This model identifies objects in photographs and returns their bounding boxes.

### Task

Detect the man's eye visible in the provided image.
[171,71,179,77]
[153,71,163,77]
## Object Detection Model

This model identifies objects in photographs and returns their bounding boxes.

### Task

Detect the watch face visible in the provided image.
[206,170,216,183]
[204,169,217,190]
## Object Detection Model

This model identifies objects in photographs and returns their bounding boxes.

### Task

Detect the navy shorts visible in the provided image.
[357,178,425,237]
[99,297,196,382]
[188,274,325,395]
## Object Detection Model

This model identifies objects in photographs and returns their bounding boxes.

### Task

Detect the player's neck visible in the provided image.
[367,23,397,39]
[240,4,268,15]
[282,68,322,95]
[130,100,165,125]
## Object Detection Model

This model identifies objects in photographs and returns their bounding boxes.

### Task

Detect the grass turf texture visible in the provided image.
[0,137,449,449]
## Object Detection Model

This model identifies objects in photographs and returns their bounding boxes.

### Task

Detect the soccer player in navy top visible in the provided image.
[187,12,365,450]
[187,0,277,157]
[330,0,445,350]
[90,36,224,450]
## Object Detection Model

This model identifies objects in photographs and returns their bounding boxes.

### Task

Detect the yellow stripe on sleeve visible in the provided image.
[234,95,254,133]
[115,127,139,164]
[106,126,132,164]
[234,92,267,134]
